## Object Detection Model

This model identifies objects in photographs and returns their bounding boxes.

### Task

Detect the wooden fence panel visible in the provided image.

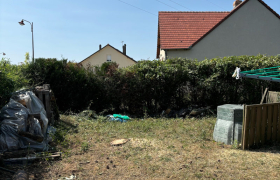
[261,106,267,144]
[242,106,250,150]
[276,105,280,142]
[248,107,256,147]
[242,103,280,150]
[267,105,273,141]
[255,106,262,145]
[272,105,278,141]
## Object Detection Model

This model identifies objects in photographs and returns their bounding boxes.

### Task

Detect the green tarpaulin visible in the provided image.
[240,66,280,82]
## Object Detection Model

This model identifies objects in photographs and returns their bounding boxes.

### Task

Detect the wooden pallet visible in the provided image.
[33,84,54,125]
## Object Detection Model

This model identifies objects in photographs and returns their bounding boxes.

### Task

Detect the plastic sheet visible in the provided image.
[107,115,129,123]
[0,99,29,132]
[28,118,44,137]
[0,91,50,152]
[47,126,57,142]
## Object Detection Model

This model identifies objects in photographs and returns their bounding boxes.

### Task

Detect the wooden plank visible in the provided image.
[267,91,280,103]
[38,91,43,104]
[260,88,269,104]
[247,103,280,108]
[3,149,35,159]
[241,105,246,148]
[249,107,257,148]
[261,105,267,144]
[272,104,278,141]
[242,106,250,150]
[255,106,262,145]
[267,105,273,141]
[277,105,280,142]
[18,131,44,142]
[45,92,51,124]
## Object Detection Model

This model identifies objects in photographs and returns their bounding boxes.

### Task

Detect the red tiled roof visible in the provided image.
[158,11,230,50]
[157,0,280,58]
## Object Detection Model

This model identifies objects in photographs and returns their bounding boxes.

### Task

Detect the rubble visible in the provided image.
[0,86,58,153]
[162,106,212,118]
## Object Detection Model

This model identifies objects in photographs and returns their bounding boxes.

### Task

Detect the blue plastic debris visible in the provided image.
[106,115,129,123]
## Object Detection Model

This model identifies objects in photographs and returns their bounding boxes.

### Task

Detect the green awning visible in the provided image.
[240,66,280,82]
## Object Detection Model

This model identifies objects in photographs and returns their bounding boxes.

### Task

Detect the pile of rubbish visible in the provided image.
[0,91,54,153]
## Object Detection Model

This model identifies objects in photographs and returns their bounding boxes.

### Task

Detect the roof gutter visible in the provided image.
[162,46,192,51]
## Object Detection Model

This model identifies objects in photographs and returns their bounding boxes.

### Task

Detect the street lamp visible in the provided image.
[19,19,34,63]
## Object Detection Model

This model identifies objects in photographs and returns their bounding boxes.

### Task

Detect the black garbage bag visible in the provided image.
[0,91,49,153]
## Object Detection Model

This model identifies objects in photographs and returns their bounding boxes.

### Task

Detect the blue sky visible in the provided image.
[0,0,279,64]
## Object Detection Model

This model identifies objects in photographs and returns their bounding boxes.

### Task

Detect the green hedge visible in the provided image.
[22,55,280,115]
[0,58,30,107]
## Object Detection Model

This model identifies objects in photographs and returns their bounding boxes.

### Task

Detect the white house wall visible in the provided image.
[166,0,280,61]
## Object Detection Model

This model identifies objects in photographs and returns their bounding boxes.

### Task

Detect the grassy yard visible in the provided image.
[2,115,280,179]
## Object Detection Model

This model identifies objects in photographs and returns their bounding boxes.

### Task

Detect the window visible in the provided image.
[107,55,111,62]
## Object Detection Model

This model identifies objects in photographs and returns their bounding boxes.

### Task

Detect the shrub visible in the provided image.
[23,55,280,115]
[23,58,103,112]
[0,58,30,107]
[0,71,14,107]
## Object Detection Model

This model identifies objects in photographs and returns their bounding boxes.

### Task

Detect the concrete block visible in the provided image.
[213,104,243,145]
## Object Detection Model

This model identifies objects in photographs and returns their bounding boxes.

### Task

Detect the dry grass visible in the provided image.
[2,115,280,179]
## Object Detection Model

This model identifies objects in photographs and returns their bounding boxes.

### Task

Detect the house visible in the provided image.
[80,44,137,68]
[157,0,280,61]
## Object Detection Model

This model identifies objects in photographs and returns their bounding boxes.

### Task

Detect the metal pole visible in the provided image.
[31,22,34,63]
[19,19,34,63]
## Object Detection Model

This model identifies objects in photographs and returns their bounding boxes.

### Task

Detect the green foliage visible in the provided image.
[0,70,14,106]
[0,57,30,90]
[25,52,30,62]
[0,58,30,107]
[23,55,280,115]
[81,142,89,152]
[195,55,280,106]
[23,58,102,112]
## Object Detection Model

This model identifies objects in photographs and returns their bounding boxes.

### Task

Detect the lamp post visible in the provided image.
[19,19,34,63]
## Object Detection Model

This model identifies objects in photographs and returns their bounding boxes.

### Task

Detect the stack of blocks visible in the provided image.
[213,104,243,145]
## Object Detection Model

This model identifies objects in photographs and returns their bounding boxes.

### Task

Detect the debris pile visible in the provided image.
[162,106,212,118]
[0,90,53,153]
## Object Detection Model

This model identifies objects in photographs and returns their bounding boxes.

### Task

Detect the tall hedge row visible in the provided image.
[23,55,280,115]
[0,58,29,107]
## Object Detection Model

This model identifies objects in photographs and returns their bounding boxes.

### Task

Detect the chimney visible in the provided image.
[233,0,242,8]
[99,44,102,50]
[123,44,126,55]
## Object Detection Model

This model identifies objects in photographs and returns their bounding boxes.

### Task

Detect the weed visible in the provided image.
[81,142,89,152]
[195,173,203,178]
[231,140,240,149]
[167,145,175,149]
[200,130,207,140]
[160,156,172,162]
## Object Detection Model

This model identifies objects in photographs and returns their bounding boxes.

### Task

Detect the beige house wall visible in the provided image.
[165,0,280,61]
[81,46,136,68]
